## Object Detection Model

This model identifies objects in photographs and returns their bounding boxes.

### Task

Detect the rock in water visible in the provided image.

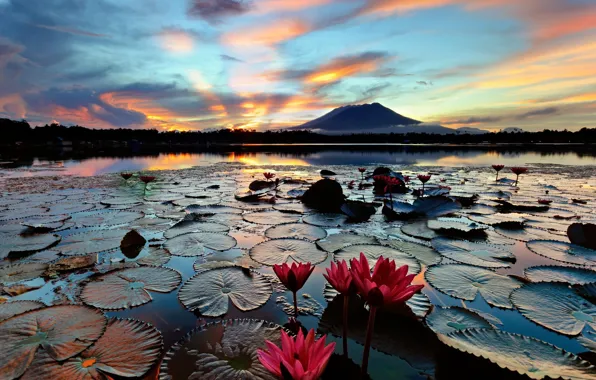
[120,229,146,259]
[372,167,391,176]
[567,223,596,250]
[320,170,336,178]
[302,179,345,212]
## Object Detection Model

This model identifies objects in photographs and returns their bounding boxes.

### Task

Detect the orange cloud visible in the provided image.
[254,0,332,13]
[156,28,195,53]
[304,53,391,85]
[222,19,311,46]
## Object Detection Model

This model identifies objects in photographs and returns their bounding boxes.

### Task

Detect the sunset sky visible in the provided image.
[0,0,595,132]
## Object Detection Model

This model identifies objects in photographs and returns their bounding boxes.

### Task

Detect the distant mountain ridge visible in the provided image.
[290,103,488,135]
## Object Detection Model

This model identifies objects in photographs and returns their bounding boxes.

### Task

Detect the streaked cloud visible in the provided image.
[222,19,311,46]
[187,0,251,21]
[156,27,197,53]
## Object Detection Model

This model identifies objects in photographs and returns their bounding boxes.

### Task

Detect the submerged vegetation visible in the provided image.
[0,162,595,379]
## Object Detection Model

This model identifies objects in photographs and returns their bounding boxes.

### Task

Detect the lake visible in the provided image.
[1,145,595,177]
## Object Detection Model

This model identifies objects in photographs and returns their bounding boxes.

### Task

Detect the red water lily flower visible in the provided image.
[417,174,431,184]
[510,167,528,186]
[358,168,366,173]
[263,172,276,181]
[323,260,352,295]
[139,175,155,184]
[403,175,410,183]
[492,164,505,181]
[347,180,355,190]
[349,252,424,376]
[120,172,133,180]
[538,199,552,205]
[258,329,335,380]
[273,262,315,316]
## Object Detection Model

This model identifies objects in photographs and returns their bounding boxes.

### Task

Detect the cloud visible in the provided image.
[220,54,243,62]
[187,0,252,21]
[442,116,503,125]
[253,0,332,13]
[156,27,197,53]
[416,81,433,86]
[516,107,558,120]
[222,19,310,46]
[33,24,107,38]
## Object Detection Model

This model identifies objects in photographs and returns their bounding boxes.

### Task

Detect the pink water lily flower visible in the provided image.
[273,262,315,316]
[120,172,133,180]
[258,329,335,380]
[139,175,155,184]
[510,167,528,186]
[323,260,352,295]
[264,172,276,181]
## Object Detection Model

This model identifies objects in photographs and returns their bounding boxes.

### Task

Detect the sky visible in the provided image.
[0,0,595,132]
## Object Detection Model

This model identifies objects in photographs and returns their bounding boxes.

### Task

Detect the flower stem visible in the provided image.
[515,174,519,187]
[343,294,349,357]
[389,191,393,210]
[495,172,499,182]
[361,306,377,377]
[293,291,298,317]
[422,183,425,197]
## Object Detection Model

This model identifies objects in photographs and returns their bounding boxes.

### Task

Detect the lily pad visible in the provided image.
[75,211,143,227]
[159,319,282,380]
[468,213,526,229]
[334,244,421,274]
[0,233,61,259]
[303,213,348,227]
[164,232,237,257]
[179,267,272,317]
[0,262,48,285]
[164,220,229,239]
[0,305,107,379]
[316,233,379,253]
[495,227,567,243]
[526,240,596,266]
[47,202,95,215]
[400,221,438,241]
[81,266,182,309]
[20,318,163,380]
[525,266,596,285]
[382,239,442,266]
[58,230,127,256]
[427,218,488,234]
[431,237,514,268]
[136,247,171,266]
[425,264,522,308]
[0,301,45,322]
[437,328,596,380]
[425,306,493,335]
[250,238,327,265]
[264,223,327,241]
[242,210,300,225]
[340,201,377,222]
[186,205,243,215]
[384,196,462,220]
[21,214,71,230]
[511,282,596,335]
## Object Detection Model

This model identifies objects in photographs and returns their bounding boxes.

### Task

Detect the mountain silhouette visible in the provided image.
[290,103,485,134]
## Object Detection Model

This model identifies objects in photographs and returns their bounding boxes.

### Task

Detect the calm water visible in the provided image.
[2,146,595,177]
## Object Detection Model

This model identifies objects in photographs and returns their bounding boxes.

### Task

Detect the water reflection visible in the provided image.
[1,146,595,177]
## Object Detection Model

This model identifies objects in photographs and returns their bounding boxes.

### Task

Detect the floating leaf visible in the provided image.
[264,223,327,241]
[243,210,300,225]
[58,230,127,256]
[303,213,348,227]
[316,233,379,253]
[160,319,282,380]
[511,282,596,335]
[75,211,143,227]
[525,266,596,285]
[578,330,596,353]
[47,202,95,215]
[0,262,48,285]
[0,305,107,379]
[0,207,47,222]
[427,218,488,234]
[384,196,461,220]
[186,205,243,215]
[400,221,438,240]
[21,214,71,230]
[340,201,377,222]
[431,237,514,268]
[179,267,272,317]
[334,244,421,274]
[437,328,596,380]
[250,238,327,265]
[425,306,493,335]
[100,197,141,207]
[526,240,596,266]
[495,227,567,243]
[425,264,522,308]
[0,301,45,322]
[383,239,441,266]
[46,254,97,275]
[273,202,313,214]
[20,318,162,380]
[81,266,182,309]
[0,233,61,259]
[136,247,171,266]
[164,220,229,239]
[164,232,237,257]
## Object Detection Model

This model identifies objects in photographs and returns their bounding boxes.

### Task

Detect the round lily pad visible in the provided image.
[164,221,229,239]
[524,266,596,285]
[160,319,282,380]
[242,211,300,225]
[21,214,71,229]
[511,282,596,335]
[0,301,45,322]
[136,247,171,266]
[186,205,243,215]
[81,266,182,309]
[303,213,348,227]
[526,240,596,266]
[425,306,493,335]
[47,202,95,215]
[495,227,567,243]
[58,230,127,256]
[383,239,442,266]
[316,233,379,253]
[431,237,514,268]
[179,267,272,317]
[75,211,143,227]
[0,305,107,379]
[20,318,163,380]
[425,264,522,309]
[400,221,438,240]
[164,232,237,257]
[437,328,596,380]
[0,262,49,285]
[0,233,62,259]
[265,223,327,241]
[249,238,327,265]
[334,244,421,274]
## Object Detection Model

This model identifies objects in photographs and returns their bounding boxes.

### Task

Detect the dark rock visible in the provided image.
[567,223,596,250]
[302,179,345,212]
[120,229,146,259]
[320,169,336,178]
[372,167,391,176]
